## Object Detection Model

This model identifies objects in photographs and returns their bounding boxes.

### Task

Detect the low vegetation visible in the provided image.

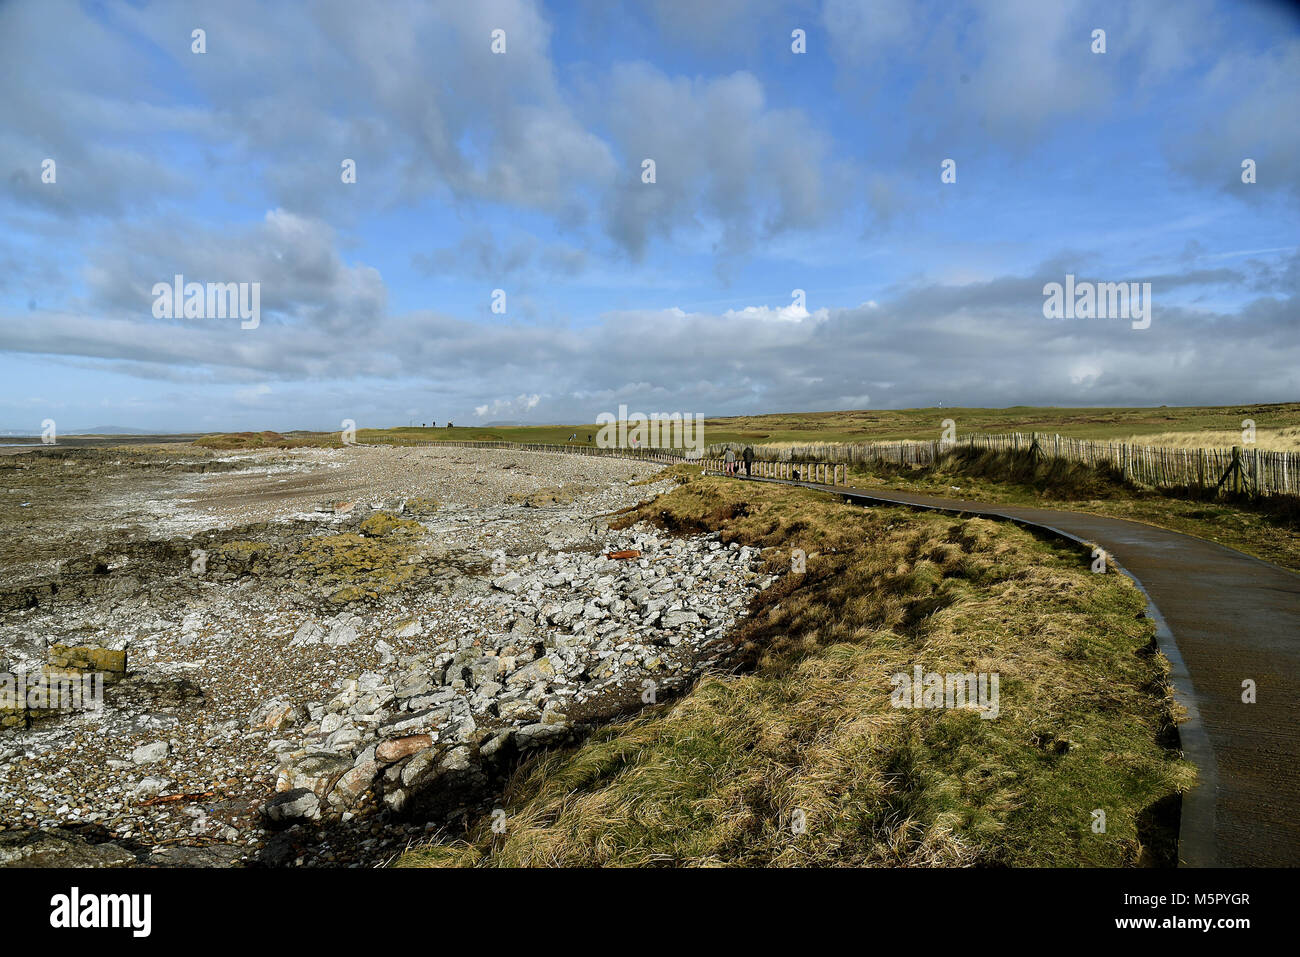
[194,430,302,449]
[398,470,1192,867]
[295,512,428,603]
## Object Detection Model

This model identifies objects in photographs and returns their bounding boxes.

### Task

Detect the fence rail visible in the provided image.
[702,457,847,485]
[365,436,690,465]
[708,433,1300,497]
[363,437,848,485]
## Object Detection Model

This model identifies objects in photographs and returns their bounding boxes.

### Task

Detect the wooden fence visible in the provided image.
[709,433,1300,497]
[364,437,847,485]
[363,432,1298,496]
[366,436,689,466]
[701,457,847,486]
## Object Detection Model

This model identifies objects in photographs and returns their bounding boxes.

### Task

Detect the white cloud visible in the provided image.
[475,393,542,419]
[721,304,829,323]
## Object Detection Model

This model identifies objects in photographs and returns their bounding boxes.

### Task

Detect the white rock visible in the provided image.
[131,741,170,765]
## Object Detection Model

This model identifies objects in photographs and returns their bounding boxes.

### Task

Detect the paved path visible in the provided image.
[742,474,1300,867]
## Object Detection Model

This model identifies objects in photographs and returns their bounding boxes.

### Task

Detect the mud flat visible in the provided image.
[0,435,202,456]
[0,444,775,867]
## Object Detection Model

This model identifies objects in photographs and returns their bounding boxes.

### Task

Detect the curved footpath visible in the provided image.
[740,474,1300,867]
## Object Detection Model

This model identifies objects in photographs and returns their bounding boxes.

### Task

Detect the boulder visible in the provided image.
[131,775,172,801]
[329,757,379,809]
[263,788,321,823]
[375,734,433,763]
[0,827,137,868]
[378,708,449,738]
[400,748,439,786]
[276,752,353,797]
[505,656,556,687]
[660,609,701,629]
[130,741,169,765]
[248,698,305,732]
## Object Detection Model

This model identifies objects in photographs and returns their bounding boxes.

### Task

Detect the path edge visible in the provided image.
[740,474,1220,867]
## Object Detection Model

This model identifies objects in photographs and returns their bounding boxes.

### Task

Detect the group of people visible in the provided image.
[722,445,755,477]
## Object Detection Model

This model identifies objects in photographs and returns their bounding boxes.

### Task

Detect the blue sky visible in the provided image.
[1,0,1297,432]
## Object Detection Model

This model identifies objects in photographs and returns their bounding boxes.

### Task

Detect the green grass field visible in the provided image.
[193,402,1300,452]
[197,402,1300,451]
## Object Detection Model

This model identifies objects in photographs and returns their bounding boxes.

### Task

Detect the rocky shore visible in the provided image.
[0,444,774,866]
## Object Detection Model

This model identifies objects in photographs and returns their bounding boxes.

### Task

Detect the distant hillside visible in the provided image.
[68,425,152,435]
[0,426,152,437]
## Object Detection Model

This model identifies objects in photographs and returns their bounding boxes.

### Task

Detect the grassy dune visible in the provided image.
[194,430,309,449]
[397,469,1192,867]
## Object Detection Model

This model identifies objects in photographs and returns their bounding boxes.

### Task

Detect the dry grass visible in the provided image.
[397,471,1192,868]
[1117,428,1300,453]
[194,430,298,449]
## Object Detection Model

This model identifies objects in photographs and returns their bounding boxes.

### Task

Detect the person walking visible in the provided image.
[723,447,736,476]
[742,445,754,477]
